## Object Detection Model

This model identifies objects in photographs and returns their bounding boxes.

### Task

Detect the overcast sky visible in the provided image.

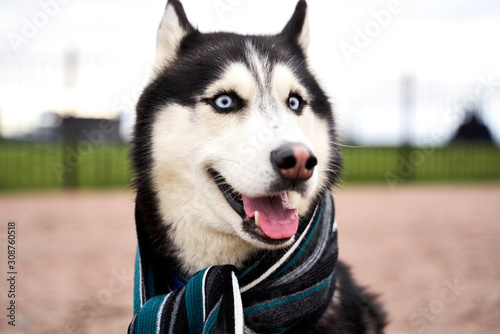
[1,0,499,142]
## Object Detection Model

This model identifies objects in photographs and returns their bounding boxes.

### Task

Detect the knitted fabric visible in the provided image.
[129,191,338,333]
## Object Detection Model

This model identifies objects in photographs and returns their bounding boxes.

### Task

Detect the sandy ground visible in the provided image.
[0,184,499,333]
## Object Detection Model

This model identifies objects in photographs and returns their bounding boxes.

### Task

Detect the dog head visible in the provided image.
[133,0,341,256]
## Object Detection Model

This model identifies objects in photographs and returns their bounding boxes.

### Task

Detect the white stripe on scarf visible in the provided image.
[156,294,171,333]
[231,272,244,333]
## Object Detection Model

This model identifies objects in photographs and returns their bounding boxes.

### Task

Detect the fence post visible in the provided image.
[62,123,79,189]
[398,75,416,182]
[62,50,80,189]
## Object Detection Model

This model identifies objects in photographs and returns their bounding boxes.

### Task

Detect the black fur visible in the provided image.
[312,262,387,333]
[281,0,308,43]
[132,0,386,331]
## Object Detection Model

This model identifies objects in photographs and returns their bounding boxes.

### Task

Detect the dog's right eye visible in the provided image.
[208,93,244,113]
[214,95,234,109]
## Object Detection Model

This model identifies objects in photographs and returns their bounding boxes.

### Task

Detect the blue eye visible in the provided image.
[214,95,234,109]
[207,92,245,113]
[288,95,303,112]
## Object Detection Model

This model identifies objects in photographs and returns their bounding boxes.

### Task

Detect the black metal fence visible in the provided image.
[0,140,131,190]
[1,139,499,191]
[1,52,499,191]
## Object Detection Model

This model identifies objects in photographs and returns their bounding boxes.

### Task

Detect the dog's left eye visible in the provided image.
[287,94,304,114]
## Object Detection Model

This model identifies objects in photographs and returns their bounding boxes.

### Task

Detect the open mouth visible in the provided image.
[208,169,299,245]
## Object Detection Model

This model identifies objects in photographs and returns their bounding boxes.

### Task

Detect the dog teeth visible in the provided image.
[254,211,260,227]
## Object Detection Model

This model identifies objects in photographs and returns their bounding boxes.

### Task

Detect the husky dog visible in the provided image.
[130,0,386,333]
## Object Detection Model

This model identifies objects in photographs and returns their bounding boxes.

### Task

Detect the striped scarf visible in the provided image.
[129,191,338,333]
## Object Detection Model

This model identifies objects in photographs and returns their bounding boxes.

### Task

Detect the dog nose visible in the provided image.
[271,144,317,185]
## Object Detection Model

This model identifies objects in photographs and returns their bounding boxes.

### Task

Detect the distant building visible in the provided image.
[451,110,493,143]
[34,112,122,142]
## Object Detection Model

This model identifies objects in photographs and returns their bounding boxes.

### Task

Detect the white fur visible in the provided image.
[297,12,310,52]
[155,3,188,68]
[245,40,268,89]
[203,63,257,101]
[151,103,258,275]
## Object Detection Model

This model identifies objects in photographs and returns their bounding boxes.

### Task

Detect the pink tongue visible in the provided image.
[241,193,298,240]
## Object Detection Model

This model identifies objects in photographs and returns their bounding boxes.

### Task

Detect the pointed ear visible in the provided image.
[155,0,195,67]
[280,0,309,53]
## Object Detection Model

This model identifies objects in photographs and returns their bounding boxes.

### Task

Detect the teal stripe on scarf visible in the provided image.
[135,295,167,334]
[237,261,257,279]
[243,276,331,317]
[203,302,221,334]
[185,268,208,333]
[134,247,142,315]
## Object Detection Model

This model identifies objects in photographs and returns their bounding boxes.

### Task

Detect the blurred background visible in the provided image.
[0,0,499,188]
[0,0,499,333]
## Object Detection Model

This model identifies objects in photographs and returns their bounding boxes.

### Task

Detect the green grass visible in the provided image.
[341,144,500,184]
[1,140,499,191]
[0,141,132,191]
